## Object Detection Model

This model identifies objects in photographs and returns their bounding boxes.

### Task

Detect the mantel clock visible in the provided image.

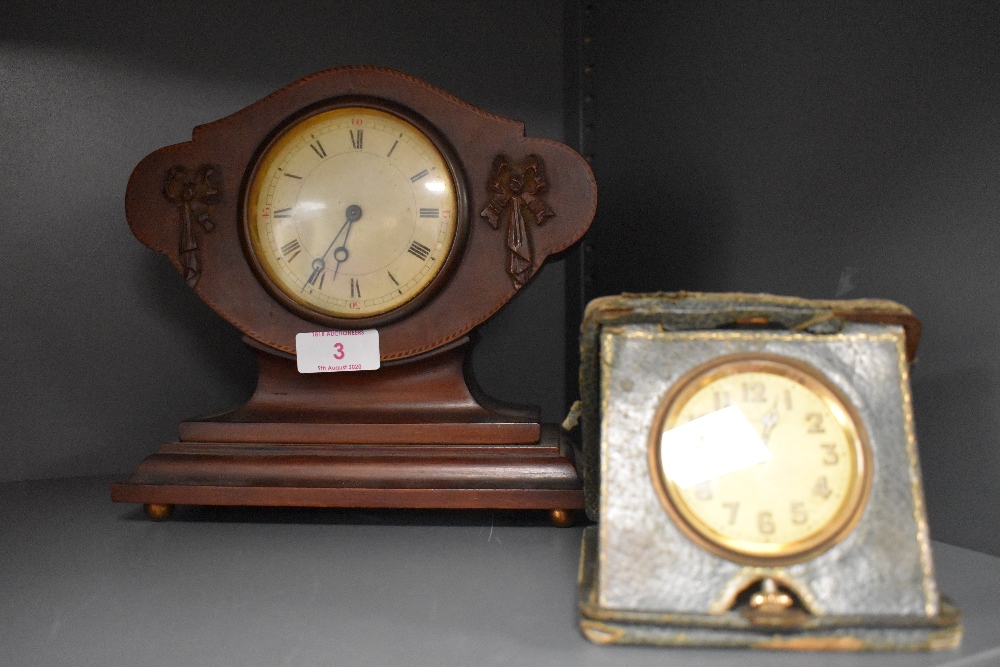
[111,67,596,521]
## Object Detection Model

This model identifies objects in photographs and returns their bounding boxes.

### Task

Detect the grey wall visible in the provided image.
[4,0,998,561]
[0,1,568,482]
[582,1,1000,556]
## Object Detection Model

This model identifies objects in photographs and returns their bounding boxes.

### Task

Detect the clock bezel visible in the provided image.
[647,353,873,567]
[239,95,470,329]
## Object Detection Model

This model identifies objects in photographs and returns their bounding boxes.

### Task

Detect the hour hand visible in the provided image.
[760,400,780,443]
[303,257,326,291]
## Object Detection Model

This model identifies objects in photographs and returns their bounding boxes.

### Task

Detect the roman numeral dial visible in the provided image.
[246,106,461,321]
[408,241,431,260]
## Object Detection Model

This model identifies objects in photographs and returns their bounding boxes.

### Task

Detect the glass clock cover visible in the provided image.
[649,354,872,565]
[245,105,461,323]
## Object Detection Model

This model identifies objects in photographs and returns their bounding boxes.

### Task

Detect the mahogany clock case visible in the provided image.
[122,66,596,362]
[111,66,596,515]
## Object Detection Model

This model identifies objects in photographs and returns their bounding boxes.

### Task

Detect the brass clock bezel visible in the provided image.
[240,96,470,330]
[647,353,873,567]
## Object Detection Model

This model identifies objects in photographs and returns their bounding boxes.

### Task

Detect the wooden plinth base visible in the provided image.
[111,425,584,512]
[112,338,583,517]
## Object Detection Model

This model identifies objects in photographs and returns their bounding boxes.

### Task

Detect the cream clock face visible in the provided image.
[245,105,462,322]
[650,355,872,565]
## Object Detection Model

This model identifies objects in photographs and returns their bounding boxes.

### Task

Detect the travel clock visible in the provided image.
[576,292,960,650]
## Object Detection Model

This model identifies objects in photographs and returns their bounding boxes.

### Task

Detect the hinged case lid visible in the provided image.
[577,291,919,520]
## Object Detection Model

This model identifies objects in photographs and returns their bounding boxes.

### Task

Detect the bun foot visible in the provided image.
[144,503,174,521]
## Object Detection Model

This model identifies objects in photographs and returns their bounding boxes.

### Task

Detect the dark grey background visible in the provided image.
[3,1,999,559]
[0,0,568,481]
[578,1,1000,557]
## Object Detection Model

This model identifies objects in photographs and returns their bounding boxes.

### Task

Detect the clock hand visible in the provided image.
[760,399,780,444]
[304,205,362,291]
[319,205,362,261]
[329,205,362,282]
[301,256,326,291]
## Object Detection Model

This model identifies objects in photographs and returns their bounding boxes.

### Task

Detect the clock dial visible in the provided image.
[650,355,871,565]
[244,105,461,322]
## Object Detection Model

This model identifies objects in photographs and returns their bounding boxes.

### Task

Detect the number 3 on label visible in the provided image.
[333,342,345,360]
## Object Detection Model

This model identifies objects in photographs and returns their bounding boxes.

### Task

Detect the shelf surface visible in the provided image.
[2,476,999,666]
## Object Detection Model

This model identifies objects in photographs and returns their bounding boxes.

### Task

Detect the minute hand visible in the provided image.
[329,206,362,281]
[321,205,362,258]
[760,399,780,444]
[301,204,362,292]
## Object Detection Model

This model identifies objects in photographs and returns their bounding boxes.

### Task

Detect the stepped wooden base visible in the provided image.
[111,425,584,512]
[112,338,583,517]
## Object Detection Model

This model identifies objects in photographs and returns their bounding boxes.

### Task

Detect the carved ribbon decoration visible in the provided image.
[163,165,221,287]
[481,154,554,289]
